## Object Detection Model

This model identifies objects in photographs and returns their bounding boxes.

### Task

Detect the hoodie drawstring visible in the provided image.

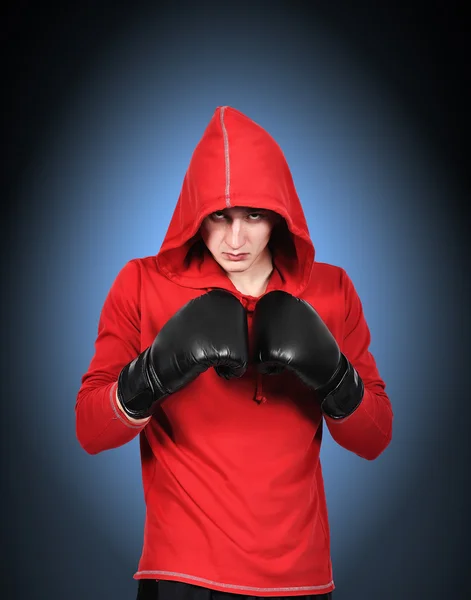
[222,294,267,405]
[242,297,267,405]
[254,371,267,404]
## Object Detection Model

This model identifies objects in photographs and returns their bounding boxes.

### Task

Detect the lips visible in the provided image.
[223,253,249,262]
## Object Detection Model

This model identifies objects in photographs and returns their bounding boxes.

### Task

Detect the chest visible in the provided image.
[137,272,346,354]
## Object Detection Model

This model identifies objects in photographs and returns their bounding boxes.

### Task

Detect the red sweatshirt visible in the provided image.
[76,106,393,596]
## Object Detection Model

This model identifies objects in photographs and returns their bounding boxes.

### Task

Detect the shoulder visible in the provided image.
[107,254,162,296]
[306,260,347,288]
[303,261,360,306]
[113,254,160,280]
[111,255,183,307]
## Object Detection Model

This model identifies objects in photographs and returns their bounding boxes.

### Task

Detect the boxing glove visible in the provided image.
[117,290,249,419]
[252,290,364,419]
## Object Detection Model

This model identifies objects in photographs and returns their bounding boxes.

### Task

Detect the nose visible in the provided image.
[226,218,245,249]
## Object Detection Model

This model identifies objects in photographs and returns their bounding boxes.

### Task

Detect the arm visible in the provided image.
[76,267,249,454]
[75,260,151,455]
[323,269,393,460]
[253,271,393,461]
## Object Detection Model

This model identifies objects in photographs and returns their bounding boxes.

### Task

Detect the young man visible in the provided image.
[76,106,393,600]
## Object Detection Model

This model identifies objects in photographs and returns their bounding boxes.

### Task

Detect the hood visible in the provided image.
[155,106,315,296]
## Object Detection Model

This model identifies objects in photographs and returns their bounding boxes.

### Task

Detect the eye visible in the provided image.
[247,212,264,220]
[209,211,226,221]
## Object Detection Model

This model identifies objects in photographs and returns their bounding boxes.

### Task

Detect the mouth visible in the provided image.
[222,253,249,262]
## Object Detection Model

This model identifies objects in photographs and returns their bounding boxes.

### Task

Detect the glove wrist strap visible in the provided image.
[319,354,364,419]
[117,348,166,419]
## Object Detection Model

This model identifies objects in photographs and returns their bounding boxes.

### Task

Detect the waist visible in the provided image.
[136,455,332,594]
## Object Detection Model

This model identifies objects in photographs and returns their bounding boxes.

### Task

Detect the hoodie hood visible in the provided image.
[155,106,315,296]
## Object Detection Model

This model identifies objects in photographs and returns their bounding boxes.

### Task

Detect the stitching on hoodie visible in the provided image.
[136,570,334,592]
[220,106,231,207]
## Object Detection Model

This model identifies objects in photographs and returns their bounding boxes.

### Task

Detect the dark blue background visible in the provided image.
[3,2,469,599]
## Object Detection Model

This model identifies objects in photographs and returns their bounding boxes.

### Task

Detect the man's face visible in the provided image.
[200,206,280,273]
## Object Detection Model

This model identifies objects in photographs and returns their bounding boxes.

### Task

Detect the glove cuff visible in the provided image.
[319,354,364,419]
[117,348,166,419]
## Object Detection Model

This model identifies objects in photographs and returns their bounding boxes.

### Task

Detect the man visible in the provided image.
[76,106,393,600]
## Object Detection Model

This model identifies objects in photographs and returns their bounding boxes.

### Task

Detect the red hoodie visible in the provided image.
[76,106,393,596]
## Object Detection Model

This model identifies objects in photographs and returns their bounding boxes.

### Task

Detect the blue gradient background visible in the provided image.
[3,2,469,599]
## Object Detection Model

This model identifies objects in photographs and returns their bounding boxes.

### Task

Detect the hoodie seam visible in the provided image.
[220,106,231,207]
[135,570,334,593]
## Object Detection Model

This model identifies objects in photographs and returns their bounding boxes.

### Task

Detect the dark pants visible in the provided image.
[136,580,332,600]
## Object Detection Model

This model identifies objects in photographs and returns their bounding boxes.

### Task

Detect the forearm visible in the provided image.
[324,387,393,460]
[75,381,151,455]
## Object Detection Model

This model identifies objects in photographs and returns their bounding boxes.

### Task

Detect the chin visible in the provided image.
[222,263,249,272]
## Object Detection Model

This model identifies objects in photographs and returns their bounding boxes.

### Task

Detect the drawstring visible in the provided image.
[253,371,267,404]
[227,294,267,405]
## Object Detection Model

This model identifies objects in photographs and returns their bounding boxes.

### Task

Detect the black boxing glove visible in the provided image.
[252,290,364,419]
[117,290,249,419]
